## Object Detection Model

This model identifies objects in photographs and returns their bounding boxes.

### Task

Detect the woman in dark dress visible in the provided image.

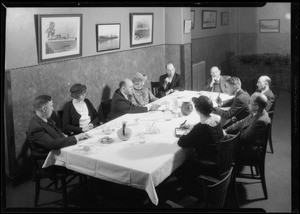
[178,95,224,162]
[175,95,224,195]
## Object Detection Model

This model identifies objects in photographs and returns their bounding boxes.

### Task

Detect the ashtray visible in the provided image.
[99,136,114,144]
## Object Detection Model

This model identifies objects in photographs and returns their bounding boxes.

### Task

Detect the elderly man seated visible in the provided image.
[158,63,184,98]
[224,92,270,163]
[108,79,160,120]
[204,66,230,93]
[256,75,275,111]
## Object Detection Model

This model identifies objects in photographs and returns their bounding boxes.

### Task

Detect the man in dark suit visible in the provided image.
[108,79,159,120]
[256,75,275,111]
[27,95,89,158]
[204,66,230,93]
[224,92,270,160]
[213,77,250,128]
[158,63,184,98]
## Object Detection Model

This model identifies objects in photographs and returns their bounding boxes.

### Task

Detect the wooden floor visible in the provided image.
[3,89,293,212]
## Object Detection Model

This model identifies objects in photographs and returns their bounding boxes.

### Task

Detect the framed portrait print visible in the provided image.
[184,20,192,34]
[96,23,121,52]
[221,12,229,26]
[37,14,82,63]
[259,19,280,33]
[202,10,217,29]
[191,10,195,29]
[130,13,153,47]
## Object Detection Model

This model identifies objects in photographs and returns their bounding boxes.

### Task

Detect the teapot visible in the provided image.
[181,101,193,116]
[117,122,132,141]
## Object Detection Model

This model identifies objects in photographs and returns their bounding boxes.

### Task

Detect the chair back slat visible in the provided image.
[151,81,160,97]
[201,166,233,208]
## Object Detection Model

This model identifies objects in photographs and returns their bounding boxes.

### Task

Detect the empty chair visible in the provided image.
[236,123,271,199]
[27,133,83,207]
[151,81,160,97]
[165,166,234,209]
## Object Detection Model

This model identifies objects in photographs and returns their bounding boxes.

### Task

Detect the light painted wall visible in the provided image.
[233,3,291,55]
[5,7,165,69]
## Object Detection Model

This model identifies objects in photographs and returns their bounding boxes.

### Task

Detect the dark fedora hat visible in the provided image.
[70,83,87,98]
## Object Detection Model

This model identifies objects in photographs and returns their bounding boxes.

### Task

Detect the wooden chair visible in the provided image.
[27,133,83,207]
[267,111,275,154]
[99,99,112,123]
[236,123,271,199]
[151,81,160,97]
[165,166,234,209]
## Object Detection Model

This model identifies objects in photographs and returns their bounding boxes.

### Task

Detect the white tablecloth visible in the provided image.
[42,90,232,205]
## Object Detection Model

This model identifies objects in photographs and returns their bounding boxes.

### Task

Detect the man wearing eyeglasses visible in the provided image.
[223,92,271,159]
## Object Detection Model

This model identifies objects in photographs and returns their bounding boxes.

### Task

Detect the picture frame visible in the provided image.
[96,23,121,52]
[184,20,192,34]
[259,19,280,33]
[191,10,195,29]
[37,14,82,63]
[129,13,153,47]
[221,12,229,26]
[202,10,217,29]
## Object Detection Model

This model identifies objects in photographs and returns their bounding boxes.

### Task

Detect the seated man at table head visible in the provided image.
[204,66,230,93]
[158,63,184,98]
[256,75,275,111]
[27,95,89,156]
[213,77,250,128]
[108,79,160,120]
[62,83,101,136]
[224,92,270,164]
[131,72,158,107]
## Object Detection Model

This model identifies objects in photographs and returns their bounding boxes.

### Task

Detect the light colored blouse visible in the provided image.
[72,99,91,128]
[131,86,158,107]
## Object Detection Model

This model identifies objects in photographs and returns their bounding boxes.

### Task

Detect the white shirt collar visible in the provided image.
[121,90,129,100]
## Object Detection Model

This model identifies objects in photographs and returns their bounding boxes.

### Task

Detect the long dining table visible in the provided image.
[42,90,232,206]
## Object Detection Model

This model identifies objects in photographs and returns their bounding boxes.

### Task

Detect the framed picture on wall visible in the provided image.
[129,13,153,47]
[202,10,217,29]
[96,24,121,52]
[37,14,82,63]
[191,10,195,29]
[259,19,280,33]
[221,12,229,26]
[184,20,192,34]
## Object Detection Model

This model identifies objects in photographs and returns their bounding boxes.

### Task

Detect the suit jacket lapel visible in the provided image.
[34,115,64,138]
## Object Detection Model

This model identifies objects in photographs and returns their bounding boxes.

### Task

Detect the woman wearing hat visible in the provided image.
[131,72,158,107]
[62,83,100,135]
[175,96,224,193]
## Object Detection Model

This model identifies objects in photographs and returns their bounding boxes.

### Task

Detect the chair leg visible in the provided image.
[250,166,254,177]
[268,132,274,154]
[61,178,68,208]
[34,175,41,206]
[258,165,268,199]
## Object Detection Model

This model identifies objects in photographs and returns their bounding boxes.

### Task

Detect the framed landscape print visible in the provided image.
[259,19,280,33]
[96,23,121,52]
[202,10,217,29]
[37,14,82,63]
[221,12,229,26]
[130,13,153,47]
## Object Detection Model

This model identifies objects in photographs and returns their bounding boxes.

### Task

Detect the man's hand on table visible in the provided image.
[75,132,91,142]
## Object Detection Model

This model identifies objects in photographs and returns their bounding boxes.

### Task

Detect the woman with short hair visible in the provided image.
[62,83,100,135]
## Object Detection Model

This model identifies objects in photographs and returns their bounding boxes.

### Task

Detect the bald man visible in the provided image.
[108,79,159,120]
[224,92,270,158]
[158,63,183,98]
[204,66,230,93]
[256,75,275,111]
